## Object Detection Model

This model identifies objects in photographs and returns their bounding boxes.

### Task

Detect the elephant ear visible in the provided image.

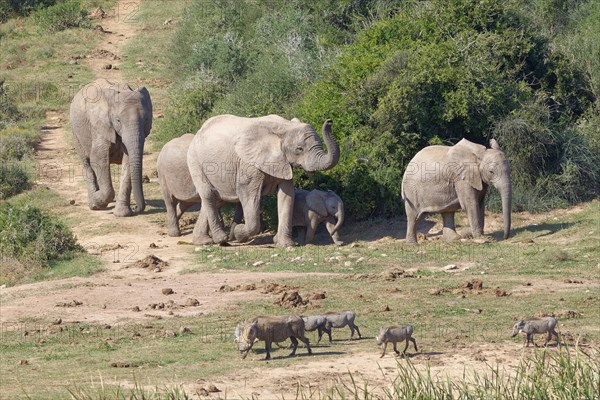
[447,139,486,191]
[89,91,117,144]
[235,123,293,180]
[137,86,153,138]
[306,190,328,217]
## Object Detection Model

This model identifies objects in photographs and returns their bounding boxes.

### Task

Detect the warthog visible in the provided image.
[375,325,418,358]
[511,317,559,347]
[323,311,361,340]
[236,315,312,360]
[302,315,332,344]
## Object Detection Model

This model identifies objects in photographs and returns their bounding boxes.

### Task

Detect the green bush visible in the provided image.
[33,0,89,32]
[0,162,30,199]
[0,78,20,128]
[0,0,57,22]
[0,202,81,267]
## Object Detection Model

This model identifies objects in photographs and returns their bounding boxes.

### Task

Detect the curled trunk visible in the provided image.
[305,119,340,172]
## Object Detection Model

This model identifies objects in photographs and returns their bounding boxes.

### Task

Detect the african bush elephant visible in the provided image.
[157,133,245,237]
[401,138,512,244]
[70,79,152,216]
[187,115,339,247]
[292,189,344,245]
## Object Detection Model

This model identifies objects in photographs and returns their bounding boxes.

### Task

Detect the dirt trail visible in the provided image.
[33,0,195,275]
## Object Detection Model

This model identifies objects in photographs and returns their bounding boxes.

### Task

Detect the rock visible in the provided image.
[383,304,391,312]
[0,284,6,289]
[443,264,458,271]
[149,242,158,248]
[197,388,209,396]
[207,384,221,393]
[142,175,150,183]
[471,279,483,290]
[111,361,138,368]
[185,298,200,306]
[164,330,177,338]
[131,306,141,312]
[103,64,112,70]
[69,199,76,205]
[350,242,360,248]
[132,332,141,338]
[153,268,161,273]
[162,288,174,295]
[494,287,508,297]
[163,18,173,25]
[69,59,78,65]
[179,326,191,334]
[344,261,352,267]
[51,318,62,325]
[252,261,265,267]
[311,292,326,300]
[17,359,28,365]
[89,7,106,19]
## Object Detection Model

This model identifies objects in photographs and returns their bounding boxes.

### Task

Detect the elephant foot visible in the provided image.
[228,222,238,241]
[193,235,214,246]
[333,240,346,246]
[167,228,181,237]
[113,205,134,217]
[211,230,229,245]
[275,238,296,248]
[442,228,461,241]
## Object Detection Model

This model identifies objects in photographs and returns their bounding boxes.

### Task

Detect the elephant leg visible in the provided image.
[229,202,244,241]
[273,180,295,247]
[404,204,419,244]
[442,212,461,240]
[81,157,99,209]
[161,184,180,237]
[325,218,345,246]
[464,196,484,239]
[89,143,115,209]
[232,195,262,243]
[295,226,307,245]
[114,154,134,217]
[192,207,214,245]
[304,216,319,245]
[475,195,486,237]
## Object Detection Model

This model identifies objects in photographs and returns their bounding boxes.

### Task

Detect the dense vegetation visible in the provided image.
[159,0,600,219]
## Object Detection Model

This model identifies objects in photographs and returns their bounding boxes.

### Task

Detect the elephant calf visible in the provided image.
[292,189,345,245]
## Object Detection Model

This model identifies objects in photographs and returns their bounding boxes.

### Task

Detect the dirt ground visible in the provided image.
[1,1,597,398]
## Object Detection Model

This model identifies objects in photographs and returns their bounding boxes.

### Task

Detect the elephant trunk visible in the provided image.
[123,128,145,213]
[331,205,344,236]
[496,174,512,240]
[305,119,340,172]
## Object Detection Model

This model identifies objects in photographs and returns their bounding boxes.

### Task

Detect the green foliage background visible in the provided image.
[158,0,599,220]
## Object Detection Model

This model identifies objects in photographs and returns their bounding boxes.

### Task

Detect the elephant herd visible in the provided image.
[70,79,512,246]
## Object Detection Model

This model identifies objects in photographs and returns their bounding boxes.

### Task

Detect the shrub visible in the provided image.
[0,0,57,22]
[34,0,89,32]
[0,162,30,199]
[0,202,81,268]
[0,78,20,127]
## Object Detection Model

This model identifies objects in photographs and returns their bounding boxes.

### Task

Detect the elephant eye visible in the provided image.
[296,146,304,153]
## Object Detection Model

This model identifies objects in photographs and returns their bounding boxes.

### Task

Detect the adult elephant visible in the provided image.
[187,115,339,247]
[70,79,152,216]
[401,138,511,244]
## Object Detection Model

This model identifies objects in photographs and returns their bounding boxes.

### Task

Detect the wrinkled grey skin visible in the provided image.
[512,317,559,347]
[236,316,312,360]
[376,325,418,358]
[157,134,199,236]
[302,315,332,344]
[293,189,345,246]
[402,139,512,244]
[70,79,152,216]
[187,115,339,247]
[324,311,361,340]
[157,133,247,237]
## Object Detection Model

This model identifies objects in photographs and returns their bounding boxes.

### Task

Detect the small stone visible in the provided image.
[142,175,150,183]
[252,261,265,267]
[132,332,141,337]
[185,298,200,306]
[164,330,177,338]
[132,306,141,312]
[207,384,221,393]
[51,318,62,325]
[69,199,76,205]
[17,359,28,365]
[162,288,174,295]
[69,59,78,65]
[350,243,360,248]
[197,388,209,396]
[149,243,158,248]
[179,326,191,334]
[383,305,391,312]
[443,264,458,271]
[344,261,352,267]
[103,64,112,70]
[153,267,161,273]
